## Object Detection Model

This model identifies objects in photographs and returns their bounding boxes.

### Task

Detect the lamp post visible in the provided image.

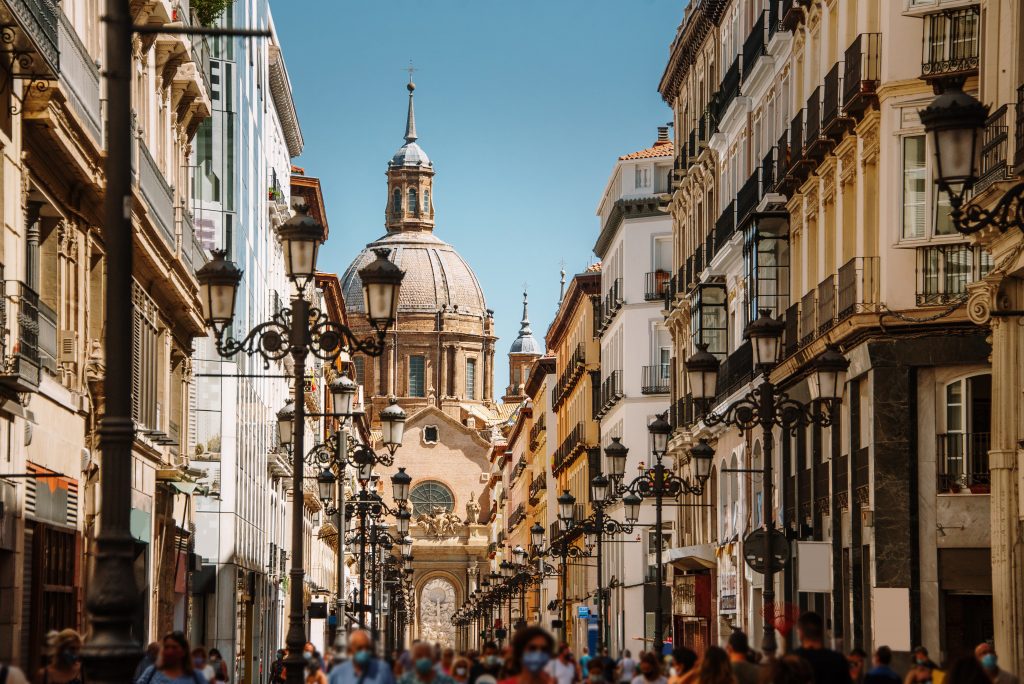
[685,310,849,657]
[194,211,403,683]
[600,419,712,657]
[532,497,593,647]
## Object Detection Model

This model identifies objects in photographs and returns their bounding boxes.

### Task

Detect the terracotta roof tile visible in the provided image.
[619,140,674,160]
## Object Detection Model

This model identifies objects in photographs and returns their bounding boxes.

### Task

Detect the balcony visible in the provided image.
[6,0,59,75]
[937,432,990,493]
[596,370,624,417]
[693,244,704,275]
[529,472,547,504]
[57,10,101,145]
[805,86,833,160]
[976,104,1012,194]
[784,110,812,187]
[716,341,753,401]
[715,200,737,250]
[551,342,586,410]
[0,282,44,391]
[1016,85,1024,175]
[718,56,741,119]
[138,141,176,251]
[921,7,980,85]
[595,278,624,335]
[737,170,760,227]
[645,271,671,301]
[742,12,767,81]
[507,503,527,534]
[781,0,810,33]
[641,365,670,395]
[553,422,586,476]
[761,147,776,197]
[843,34,881,118]
[670,395,696,430]
[529,413,546,451]
[837,256,880,319]
[916,243,993,306]
[704,230,715,266]
[783,302,800,357]
[800,290,816,345]
[821,62,849,139]
[816,274,836,337]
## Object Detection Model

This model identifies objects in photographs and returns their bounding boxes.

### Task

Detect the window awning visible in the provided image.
[665,543,716,571]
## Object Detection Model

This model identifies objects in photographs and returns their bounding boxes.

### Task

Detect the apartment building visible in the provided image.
[592,129,676,654]
[660,0,994,663]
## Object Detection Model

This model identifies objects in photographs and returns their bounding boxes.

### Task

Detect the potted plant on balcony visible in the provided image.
[193,0,232,26]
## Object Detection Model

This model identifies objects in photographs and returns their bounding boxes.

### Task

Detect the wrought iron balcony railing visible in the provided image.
[742,11,767,80]
[843,33,881,118]
[645,271,671,301]
[937,432,990,493]
[837,256,880,319]
[641,365,670,395]
[715,200,737,249]
[921,6,980,83]
[138,141,175,250]
[916,243,993,306]
[976,104,1013,193]
[57,9,101,144]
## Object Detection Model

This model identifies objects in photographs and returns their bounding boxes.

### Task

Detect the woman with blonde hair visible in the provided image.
[33,629,84,684]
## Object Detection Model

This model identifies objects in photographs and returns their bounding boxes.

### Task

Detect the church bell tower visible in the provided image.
[386,79,435,233]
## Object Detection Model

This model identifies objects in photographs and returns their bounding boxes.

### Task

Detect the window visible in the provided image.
[635,167,650,189]
[423,189,430,213]
[939,374,991,493]
[408,188,418,214]
[915,243,993,305]
[903,136,927,239]
[691,283,728,359]
[409,481,454,516]
[132,282,160,430]
[392,188,402,214]
[744,232,790,323]
[353,356,365,385]
[902,134,957,240]
[466,358,477,400]
[409,355,425,397]
[423,425,439,444]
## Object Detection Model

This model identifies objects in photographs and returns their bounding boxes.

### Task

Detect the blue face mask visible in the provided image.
[416,658,434,675]
[982,653,998,671]
[354,650,372,667]
[523,652,550,674]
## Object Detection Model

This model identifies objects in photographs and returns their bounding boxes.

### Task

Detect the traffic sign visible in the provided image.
[577,606,591,619]
[742,528,790,574]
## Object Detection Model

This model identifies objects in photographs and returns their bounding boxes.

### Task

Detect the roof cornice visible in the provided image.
[658,0,727,104]
[593,197,666,258]
[269,44,304,158]
[525,356,556,399]
[545,272,600,348]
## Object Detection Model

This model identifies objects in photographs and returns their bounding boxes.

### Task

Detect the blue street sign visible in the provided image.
[577,606,590,619]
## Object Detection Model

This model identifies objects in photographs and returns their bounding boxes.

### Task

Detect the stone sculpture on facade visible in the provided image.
[465,493,481,524]
[419,577,456,646]
[416,505,465,537]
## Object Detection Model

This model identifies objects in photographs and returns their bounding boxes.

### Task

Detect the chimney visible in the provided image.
[657,126,670,143]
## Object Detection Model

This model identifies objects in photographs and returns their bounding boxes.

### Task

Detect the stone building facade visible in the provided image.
[660,0,996,664]
[339,81,498,647]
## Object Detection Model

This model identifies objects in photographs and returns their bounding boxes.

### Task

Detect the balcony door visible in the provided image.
[941,374,991,492]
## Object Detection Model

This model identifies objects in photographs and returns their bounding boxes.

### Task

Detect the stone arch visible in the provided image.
[415,571,462,647]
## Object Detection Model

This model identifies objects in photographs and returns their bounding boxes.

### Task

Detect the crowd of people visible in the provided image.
[0,613,1015,684]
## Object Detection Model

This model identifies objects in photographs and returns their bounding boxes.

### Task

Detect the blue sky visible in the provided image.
[275,0,681,393]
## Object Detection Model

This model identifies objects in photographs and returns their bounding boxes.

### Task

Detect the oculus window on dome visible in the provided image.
[410,481,454,516]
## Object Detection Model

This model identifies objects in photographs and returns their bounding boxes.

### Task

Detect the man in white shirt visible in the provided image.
[547,646,578,684]
[617,651,636,684]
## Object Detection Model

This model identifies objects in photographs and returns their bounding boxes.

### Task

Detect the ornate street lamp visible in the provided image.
[277,401,295,447]
[380,399,407,455]
[391,467,412,504]
[278,204,324,289]
[685,343,721,401]
[918,82,1024,235]
[605,437,628,478]
[317,468,336,503]
[557,490,575,528]
[329,374,358,418]
[745,308,786,368]
[530,522,545,549]
[195,250,243,335]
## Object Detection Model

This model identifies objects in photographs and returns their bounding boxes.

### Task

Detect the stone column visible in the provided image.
[970,275,1024,674]
[439,344,449,399]
[482,343,492,402]
[25,201,43,292]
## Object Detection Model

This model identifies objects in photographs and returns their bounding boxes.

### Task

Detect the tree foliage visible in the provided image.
[193,0,232,26]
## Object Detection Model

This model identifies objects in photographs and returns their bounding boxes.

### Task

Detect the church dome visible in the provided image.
[509,290,541,355]
[391,141,431,168]
[341,231,488,318]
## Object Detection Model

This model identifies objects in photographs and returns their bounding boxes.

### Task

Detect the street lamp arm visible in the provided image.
[951,181,1024,235]
[308,308,388,358]
[213,310,292,366]
[702,385,834,434]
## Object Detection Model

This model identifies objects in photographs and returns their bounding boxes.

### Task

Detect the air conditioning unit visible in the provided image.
[59,331,78,365]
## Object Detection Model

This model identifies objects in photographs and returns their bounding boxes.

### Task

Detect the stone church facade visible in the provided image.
[340,80,506,646]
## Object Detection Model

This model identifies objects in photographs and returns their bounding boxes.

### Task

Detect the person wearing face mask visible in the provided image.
[269,649,287,684]
[470,643,503,684]
[328,631,395,684]
[34,629,85,684]
[398,643,454,684]
[207,649,228,683]
[134,631,209,684]
[191,648,216,683]
[975,642,1018,684]
[451,658,472,684]
[438,650,456,677]
[903,647,943,684]
[629,653,665,684]
[498,627,555,684]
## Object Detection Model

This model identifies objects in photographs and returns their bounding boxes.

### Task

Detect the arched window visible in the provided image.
[410,480,454,516]
[408,188,418,214]
[423,189,430,213]
[393,188,402,214]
